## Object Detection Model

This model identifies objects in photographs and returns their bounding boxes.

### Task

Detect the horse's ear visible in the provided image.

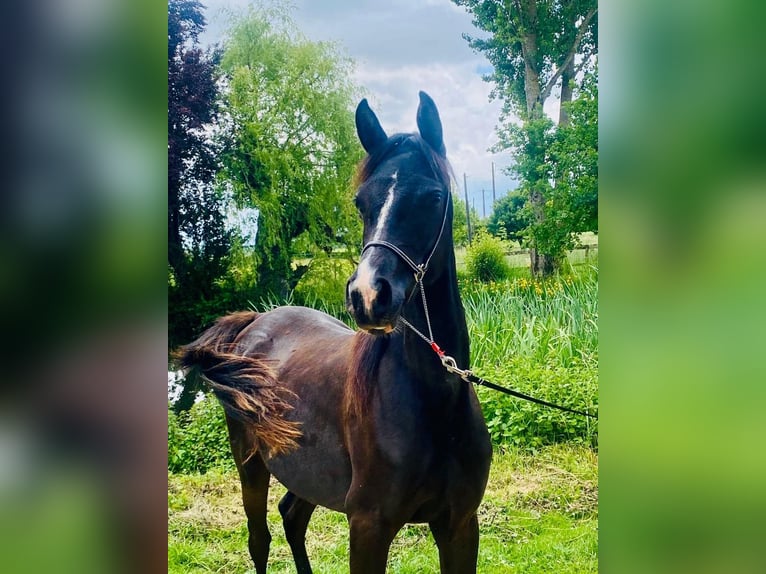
[355,98,388,155]
[416,91,446,157]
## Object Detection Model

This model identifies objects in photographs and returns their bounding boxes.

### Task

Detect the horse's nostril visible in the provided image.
[349,287,362,310]
[374,277,391,308]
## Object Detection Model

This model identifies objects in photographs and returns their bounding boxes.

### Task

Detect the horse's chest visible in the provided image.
[349,376,491,519]
[407,438,491,522]
[365,415,490,518]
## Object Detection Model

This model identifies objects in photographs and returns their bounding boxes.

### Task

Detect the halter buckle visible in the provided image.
[414,264,426,283]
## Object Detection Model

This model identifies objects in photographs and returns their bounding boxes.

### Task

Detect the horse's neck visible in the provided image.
[400,259,469,394]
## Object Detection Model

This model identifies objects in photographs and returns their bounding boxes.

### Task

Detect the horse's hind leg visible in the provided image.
[278,491,316,574]
[236,453,272,574]
[226,416,273,573]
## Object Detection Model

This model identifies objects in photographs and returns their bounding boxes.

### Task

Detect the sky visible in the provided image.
[200,0,555,217]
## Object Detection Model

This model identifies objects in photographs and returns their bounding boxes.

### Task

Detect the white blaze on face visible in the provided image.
[357,171,397,316]
[373,171,397,241]
[355,256,377,316]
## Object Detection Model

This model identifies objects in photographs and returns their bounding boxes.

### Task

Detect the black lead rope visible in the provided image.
[431,344,597,419]
[464,371,597,419]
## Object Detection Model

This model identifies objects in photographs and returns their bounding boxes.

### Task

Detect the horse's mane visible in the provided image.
[353,133,453,192]
[345,330,389,416]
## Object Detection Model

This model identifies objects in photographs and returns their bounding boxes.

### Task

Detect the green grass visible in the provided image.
[168,445,597,573]
[458,264,598,447]
[461,264,598,368]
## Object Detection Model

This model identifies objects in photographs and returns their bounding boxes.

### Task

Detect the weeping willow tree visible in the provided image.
[219,9,363,297]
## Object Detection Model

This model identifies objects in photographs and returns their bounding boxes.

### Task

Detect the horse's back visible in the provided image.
[236,306,351,360]
[236,306,355,511]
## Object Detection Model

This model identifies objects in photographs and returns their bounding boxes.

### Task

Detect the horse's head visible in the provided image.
[346,91,453,334]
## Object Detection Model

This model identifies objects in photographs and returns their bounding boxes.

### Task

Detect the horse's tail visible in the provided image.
[176,311,301,456]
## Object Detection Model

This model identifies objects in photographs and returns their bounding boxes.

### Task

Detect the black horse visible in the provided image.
[179,91,492,573]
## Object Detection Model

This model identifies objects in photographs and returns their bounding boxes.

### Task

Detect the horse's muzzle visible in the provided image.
[346,268,402,334]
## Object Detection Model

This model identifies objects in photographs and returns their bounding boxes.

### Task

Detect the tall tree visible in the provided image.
[454,0,597,275]
[168,0,231,409]
[220,11,363,298]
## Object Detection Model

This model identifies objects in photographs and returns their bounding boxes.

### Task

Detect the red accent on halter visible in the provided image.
[430,342,445,356]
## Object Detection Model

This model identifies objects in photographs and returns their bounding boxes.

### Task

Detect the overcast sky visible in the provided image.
[200,0,551,216]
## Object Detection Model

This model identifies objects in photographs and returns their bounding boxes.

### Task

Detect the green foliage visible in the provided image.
[460,265,598,448]
[168,0,232,351]
[505,116,576,265]
[465,232,511,282]
[550,66,598,235]
[454,0,597,276]
[502,72,600,268]
[220,10,363,297]
[487,191,527,245]
[502,115,556,185]
[168,395,234,473]
[292,253,355,322]
[476,358,597,448]
[451,192,481,247]
[454,0,597,121]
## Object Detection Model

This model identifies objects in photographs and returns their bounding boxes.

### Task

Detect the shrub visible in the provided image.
[475,356,598,449]
[462,265,598,449]
[293,253,355,321]
[168,394,234,473]
[465,232,511,282]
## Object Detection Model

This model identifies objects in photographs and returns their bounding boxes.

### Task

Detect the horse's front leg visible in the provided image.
[348,510,400,574]
[429,513,480,574]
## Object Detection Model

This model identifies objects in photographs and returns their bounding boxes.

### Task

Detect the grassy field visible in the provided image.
[169,444,597,573]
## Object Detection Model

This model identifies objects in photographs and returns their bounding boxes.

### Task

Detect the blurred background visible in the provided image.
[0,0,764,572]
[600,0,766,572]
[0,0,166,572]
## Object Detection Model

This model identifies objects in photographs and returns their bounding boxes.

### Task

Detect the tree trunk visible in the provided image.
[527,184,555,276]
[558,58,575,127]
[521,0,542,115]
[520,0,555,277]
[520,2,584,277]
[530,247,555,276]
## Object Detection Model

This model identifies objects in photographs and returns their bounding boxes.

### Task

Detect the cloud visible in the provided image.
[353,62,517,201]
